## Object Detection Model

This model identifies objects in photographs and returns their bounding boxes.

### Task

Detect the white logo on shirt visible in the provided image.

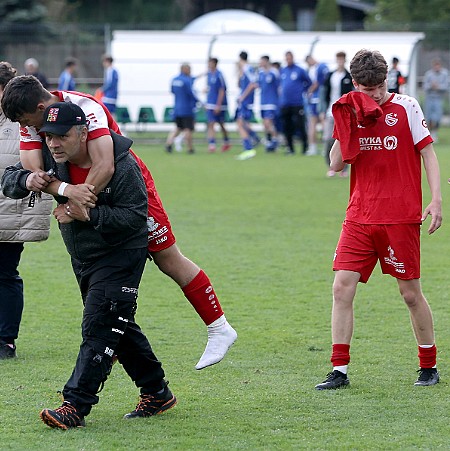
[385,113,398,126]
[383,136,398,150]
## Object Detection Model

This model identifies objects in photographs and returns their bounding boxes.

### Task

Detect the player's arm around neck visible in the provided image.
[330,140,346,172]
[420,143,442,234]
[20,148,44,172]
[83,134,115,195]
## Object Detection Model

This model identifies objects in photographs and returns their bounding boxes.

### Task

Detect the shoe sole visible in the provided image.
[315,380,350,390]
[414,378,439,387]
[39,409,85,430]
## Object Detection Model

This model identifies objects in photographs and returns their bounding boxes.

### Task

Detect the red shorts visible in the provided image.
[333,221,421,283]
[130,150,176,253]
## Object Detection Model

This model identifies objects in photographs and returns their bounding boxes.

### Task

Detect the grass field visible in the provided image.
[2,128,450,450]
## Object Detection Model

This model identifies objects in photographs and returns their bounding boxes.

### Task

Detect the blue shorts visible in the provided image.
[207,109,226,123]
[308,102,320,117]
[261,110,277,120]
[235,105,253,121]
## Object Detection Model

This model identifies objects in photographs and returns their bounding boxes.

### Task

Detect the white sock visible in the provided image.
[333,365,348,375]
[195,316,237,370]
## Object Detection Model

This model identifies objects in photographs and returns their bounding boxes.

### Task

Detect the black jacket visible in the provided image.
[1,131,148,263]
[323,69,353,111]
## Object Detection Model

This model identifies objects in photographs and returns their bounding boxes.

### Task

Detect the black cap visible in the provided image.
[40,102,86,135]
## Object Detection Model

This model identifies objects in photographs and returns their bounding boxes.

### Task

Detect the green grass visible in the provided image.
[2,129,450,450]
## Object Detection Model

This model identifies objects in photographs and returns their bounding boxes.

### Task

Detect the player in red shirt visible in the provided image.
[1,76,237,370]
[315,50,442,390]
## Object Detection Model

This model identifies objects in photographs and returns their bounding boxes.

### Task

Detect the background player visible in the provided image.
[165,63,198,154]
[305,54,328,156]
[235,51,259,161]
[205,57,231,153]
[258,55,280,152]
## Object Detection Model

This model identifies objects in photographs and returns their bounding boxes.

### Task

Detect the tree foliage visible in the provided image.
[0,0,46,23]
[366,0,450,49]
[314,0,341,31]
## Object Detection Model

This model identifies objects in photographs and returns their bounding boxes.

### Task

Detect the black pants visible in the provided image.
[0,243,24,343]
[63,248,165,416]
[280,105,308,153]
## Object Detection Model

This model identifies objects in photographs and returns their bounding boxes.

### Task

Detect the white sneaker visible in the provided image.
[235,149,256,160]
[174,134,184,152]
[305,143,317,156]
[195,317,237,370]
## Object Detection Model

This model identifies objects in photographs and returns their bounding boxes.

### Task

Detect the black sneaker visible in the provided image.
[40,401,86,430]
[165,144,173,153]
[315,370,349,390]
[414,368,439,386]
[0,340,16,359]
[188,148,195,154]
[124,383,177,419]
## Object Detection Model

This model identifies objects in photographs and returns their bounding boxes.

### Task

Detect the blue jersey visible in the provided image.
[206,69,228,111]
[258,68,279,111]
[102,66,119,106]
[171,73,197,117]
[239,64,256,108]
[308,62,329,103]
[280,64,312,107]
[58,70,75,91]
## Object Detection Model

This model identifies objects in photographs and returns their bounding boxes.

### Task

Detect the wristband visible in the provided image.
[58,182,68,196]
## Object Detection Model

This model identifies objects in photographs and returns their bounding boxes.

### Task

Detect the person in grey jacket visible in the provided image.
[2,102,176,429]
[0,61,52,359]
[423,57,449,142]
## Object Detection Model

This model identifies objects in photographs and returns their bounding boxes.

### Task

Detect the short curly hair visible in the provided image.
[350,49,388,86]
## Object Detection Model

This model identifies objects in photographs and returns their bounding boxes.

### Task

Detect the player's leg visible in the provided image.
[315,270,359,390]
[236,111,256,160]
[206,110,217,152]
[184,127,194,154]
[281,106,295,154]
[316,222,377,390]
[165,120,183,153]
[151,244,237,369]
[295,106,309,154]
[218,114,231,151]
[306,104,319,155]
[397,278,439,386]
[0,242,24,359]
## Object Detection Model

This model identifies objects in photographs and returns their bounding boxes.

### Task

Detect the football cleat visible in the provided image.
[414,368,439,386]
[315,370,349,390]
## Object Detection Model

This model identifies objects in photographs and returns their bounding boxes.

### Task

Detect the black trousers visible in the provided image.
[280,105,308,153]
[0,242,24,343]
[63,247,165,416]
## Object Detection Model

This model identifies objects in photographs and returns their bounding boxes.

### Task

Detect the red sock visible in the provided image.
[331,343,351,366]
[418,344,437,368]
[182,270,223,325]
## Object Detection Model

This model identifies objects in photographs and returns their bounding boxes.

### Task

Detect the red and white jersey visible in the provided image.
[19,91,119,151]
[343,93,432,224]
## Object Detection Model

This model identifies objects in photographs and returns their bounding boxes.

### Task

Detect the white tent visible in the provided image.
[111,26,424,123]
